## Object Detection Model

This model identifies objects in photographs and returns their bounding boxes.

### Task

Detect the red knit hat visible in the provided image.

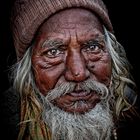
[11,0,113,60]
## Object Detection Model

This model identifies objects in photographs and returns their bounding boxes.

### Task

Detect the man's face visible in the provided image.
[32,8,112,114]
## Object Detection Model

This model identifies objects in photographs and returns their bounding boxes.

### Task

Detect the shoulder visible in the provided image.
[0,87,20,140]
[117,95,140,140]
[0,87,20,117]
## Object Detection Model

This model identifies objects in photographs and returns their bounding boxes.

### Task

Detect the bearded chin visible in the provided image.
[41,99,114,140]
[37,80,115,140]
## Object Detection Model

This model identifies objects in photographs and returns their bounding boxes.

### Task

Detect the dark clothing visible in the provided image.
[0,88,20,140]
[0,88,140,140]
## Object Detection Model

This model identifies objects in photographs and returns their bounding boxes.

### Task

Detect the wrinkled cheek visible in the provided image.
[33,69,52,95]
[92,62,112,86]
[33,64,65,96]
[98,65,112,86]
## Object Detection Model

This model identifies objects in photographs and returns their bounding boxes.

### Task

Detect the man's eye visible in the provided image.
[87,45,99,51]
[46,49,61,57]
[84,44,101,53]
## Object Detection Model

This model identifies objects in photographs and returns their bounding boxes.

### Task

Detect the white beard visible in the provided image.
[36,80,115,140]
[42,101,114,140]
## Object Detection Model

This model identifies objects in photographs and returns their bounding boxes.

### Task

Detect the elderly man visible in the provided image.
[1,0,138,140]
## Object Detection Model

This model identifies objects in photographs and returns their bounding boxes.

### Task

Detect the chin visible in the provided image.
[43,100,114,140]
[55,100,101,114]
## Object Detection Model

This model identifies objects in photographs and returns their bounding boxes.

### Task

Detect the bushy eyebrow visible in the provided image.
[95,35,106,42]
[42,39,64,48]
[83,35,106,45]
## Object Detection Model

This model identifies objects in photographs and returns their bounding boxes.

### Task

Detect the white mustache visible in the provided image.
[45,79,109,101]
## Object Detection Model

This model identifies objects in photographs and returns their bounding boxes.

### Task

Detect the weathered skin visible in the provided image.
[32,8,112,113]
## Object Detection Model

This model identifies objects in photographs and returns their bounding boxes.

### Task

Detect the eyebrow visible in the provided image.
[93,34,105,42]
[42,39,64,48]
[41,35,105,48]
[83,35,106,45]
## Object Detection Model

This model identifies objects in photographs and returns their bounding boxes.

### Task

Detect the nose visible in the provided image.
[65,49,90,82]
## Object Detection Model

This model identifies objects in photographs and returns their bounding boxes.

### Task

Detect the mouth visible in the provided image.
[68,90,90,97]
[67,90,92,100]
[53,90,101,114]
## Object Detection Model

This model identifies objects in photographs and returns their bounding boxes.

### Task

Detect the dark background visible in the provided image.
[0,0,140,139]
[1,0,140,94]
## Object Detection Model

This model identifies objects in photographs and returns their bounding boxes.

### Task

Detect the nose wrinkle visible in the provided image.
[70,50,85,76]
[65,48,90,82]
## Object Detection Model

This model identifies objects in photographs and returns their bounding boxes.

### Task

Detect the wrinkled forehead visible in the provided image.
[38,8,104,34]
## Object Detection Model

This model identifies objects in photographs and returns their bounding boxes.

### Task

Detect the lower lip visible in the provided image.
[54,92,101,114]
[69,91,91,97]
[62,97,100,114]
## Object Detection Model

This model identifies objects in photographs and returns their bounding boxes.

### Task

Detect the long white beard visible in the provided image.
[42,100,114,140]
[37,80,115,140]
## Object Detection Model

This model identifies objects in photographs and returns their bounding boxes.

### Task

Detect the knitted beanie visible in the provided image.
[11,0,113,60]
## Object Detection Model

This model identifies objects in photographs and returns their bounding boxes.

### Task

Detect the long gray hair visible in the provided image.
[10,28,137,118]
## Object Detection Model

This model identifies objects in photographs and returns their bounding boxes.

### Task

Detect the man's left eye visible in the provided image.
[83,44,101,52]
[87,44,99,51]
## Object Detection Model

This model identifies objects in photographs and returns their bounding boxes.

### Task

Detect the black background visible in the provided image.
[1,0,140,94]
[0,0,140,139]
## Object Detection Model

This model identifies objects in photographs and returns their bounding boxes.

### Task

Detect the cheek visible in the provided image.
[32,58,65,95]
[95,63,111,77]
[95,62,111,81]
[90,55,112,86]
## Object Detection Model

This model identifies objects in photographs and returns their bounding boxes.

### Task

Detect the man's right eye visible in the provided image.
[45,49,61,57]
[43,47,66,58]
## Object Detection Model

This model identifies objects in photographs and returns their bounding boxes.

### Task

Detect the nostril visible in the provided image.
[88,64,95,69]
[65,70,89,82]
[90,65,95,69]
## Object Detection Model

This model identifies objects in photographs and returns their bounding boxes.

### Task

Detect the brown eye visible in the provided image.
[83,43,101,53]
[87,44,100,51]
[46,48,61,57]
